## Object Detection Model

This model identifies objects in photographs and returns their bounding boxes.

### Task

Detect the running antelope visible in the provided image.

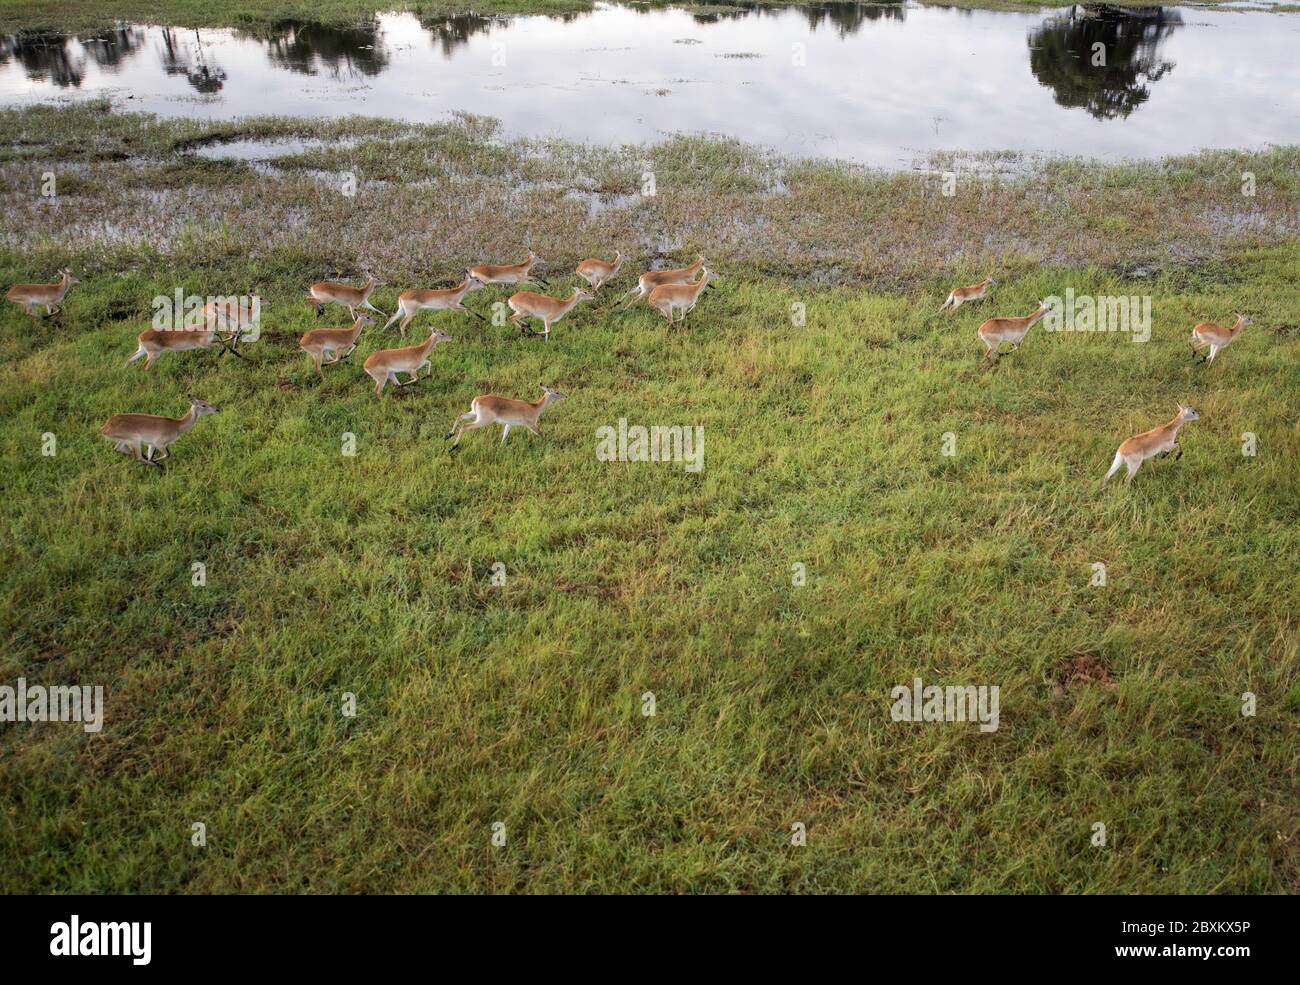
[647,267,716,323]
[445,385,567,452]
[468,251,547,289]
[1104,404,1200,485]
[300,314,372,378]
[620,256,706,308]
[6,268,79,317]
[1190,314,1250,363]
[938,276,994,314]
[507,288,593,341]
[575,251,624,291]
[977,300,1052,364]
[306,275,385,321]
[99,397,219,469]
[362,328,452,397]
[126,323,240,370]
[202,294,264,348]
[382,273,487,336]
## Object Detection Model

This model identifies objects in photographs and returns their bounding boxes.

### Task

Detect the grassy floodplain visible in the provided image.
[1,102,1298,892]
[0,0,1282,35]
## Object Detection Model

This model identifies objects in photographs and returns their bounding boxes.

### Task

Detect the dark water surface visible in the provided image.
[2,2,1298,166]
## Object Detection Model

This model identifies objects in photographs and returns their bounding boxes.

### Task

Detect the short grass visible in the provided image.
[0,0,589,34]
[0,0,1267,34]
[1,106,1298,893]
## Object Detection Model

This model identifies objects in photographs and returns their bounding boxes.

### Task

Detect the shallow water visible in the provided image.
[2,2,1298,166]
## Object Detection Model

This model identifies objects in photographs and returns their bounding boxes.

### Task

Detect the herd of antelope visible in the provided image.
[5,261,1252,483]
[5,253,714,466]
[936,274,1252,483]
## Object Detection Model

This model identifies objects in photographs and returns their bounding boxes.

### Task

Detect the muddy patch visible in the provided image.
[1051,653,1118,696]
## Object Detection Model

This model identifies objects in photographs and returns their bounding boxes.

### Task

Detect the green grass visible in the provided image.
[0,0,1270,35]
[1,105,1298,893]
[0,0,589,34]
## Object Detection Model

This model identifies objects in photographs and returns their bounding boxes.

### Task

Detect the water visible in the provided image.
[2,2,1298,167]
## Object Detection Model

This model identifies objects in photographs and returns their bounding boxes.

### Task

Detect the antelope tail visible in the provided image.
[1104,453,1123,483]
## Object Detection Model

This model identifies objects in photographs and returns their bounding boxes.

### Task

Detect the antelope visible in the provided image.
[126,323,239,370]
[468,251,547,289]
[381,272,487,336]
[300,314,372,378]
[620,256,706,308]
[977,300,1052,364]
[362,327,452,397]
[1104,404,1200,485]
[445,385,567,452]
[99,397,219,469]
[938,276,994,314]
[648,268,716,323]
[1190,314,1249,363]
[202,294,265,349]
[6,268,79,317]
[575,251,624,291]
[306,275,385,320]
[507,288,593,341]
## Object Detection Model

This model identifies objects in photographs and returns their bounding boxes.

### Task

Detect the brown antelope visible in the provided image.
[648,267,716,323]
[362,327,452,397]
[381,272,487,336]
[126,323,240,370]
[938,276,994,313]
[6,268,79,317]
[1190,314,1249,363]
[1104,404,1200,485]
[468,251,547,289]
[575,251,624,291]
[977,300,1052,364]
[99,397,219,469]
[300,314,372,378]
[507,288,593,341]
[306,275,385,320]
[620,256,706,308]
[445,385,567,452]
[202,294,264,349]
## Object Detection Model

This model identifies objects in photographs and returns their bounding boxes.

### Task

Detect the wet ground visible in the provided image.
[2,3,1298,166]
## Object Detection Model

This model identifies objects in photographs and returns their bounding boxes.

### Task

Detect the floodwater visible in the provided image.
[2,2,1298,167]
